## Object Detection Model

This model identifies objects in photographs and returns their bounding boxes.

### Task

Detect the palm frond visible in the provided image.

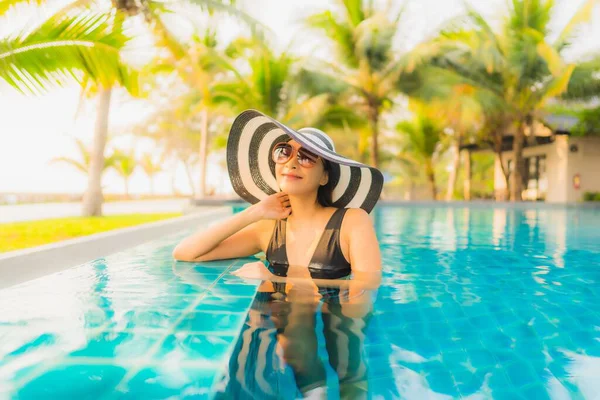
[554,0,596,49]
[0,10,138,94]
[140,153,163,175]
[50,156,87,174]
[0,0,45,16]
[111,149,137,177]
[185,0,269,39]
[562,53,600,101]
[306,10,358,68]
[340,0,365,27]
[294,68,350,97]
[147,6,187,61]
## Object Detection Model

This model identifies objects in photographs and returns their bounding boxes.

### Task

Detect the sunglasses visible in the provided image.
[272,142,321,168]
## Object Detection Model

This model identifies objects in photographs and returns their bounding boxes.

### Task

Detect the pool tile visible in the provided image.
[176,311,247,334]
[424,361,459,397]
[487,369,513,388]
[505,361,538,388]
[109,308,184,330]
[15,364,127,399]
[491,388,528,400]
[365,344,390,360]
[208,283,258,298]
[97,281,208,297]
[468,315,498,330]
[366,356,396,380]
[1,326,87,365]
[97,293,197,312]
[412,336,441,359]
[441,349,469,366]
[120,367,217,399]
[218,274,263,286]
[173,272,223,286]
[466,349,496,368]
[69,331,159,359]
[193,295,254,313]
[2,332,58,359]
[452,370,484,396]
[520,383,551,400]
[0,357,40,388]
[153,333,237,364]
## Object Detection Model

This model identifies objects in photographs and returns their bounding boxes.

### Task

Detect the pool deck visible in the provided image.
[0,206,231,290]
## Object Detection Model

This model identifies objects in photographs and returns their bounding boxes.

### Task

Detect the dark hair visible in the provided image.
[317,159,336,207]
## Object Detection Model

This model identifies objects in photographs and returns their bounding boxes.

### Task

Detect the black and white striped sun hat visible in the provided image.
[226,109,383,214]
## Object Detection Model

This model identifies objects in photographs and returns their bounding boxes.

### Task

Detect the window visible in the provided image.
[524,155,547,200]
[506,155,547,200]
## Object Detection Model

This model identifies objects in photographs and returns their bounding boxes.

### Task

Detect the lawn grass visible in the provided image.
[0,213,181,253]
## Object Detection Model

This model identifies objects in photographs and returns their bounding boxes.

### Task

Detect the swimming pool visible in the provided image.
[1,205,599,399]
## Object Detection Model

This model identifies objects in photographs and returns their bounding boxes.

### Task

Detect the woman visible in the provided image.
[173,109,384,398]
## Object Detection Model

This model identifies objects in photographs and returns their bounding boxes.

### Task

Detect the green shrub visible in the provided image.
[583,192,600,201]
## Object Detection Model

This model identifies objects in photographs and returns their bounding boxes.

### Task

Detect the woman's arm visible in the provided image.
[344,208,383,290]
[172,192,291,262]
[172,205,263,262]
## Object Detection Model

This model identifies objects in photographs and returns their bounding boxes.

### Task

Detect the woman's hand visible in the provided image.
[285,279,322,303]
[231,261,274,281]
[250,192,291,220]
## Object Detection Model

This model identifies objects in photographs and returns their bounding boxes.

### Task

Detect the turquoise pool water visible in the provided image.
[1,205,599,399]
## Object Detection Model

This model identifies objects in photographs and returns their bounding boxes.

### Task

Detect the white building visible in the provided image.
[494,115,600,202]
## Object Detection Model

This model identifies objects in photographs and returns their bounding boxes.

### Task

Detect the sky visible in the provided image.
[0,0,598,196]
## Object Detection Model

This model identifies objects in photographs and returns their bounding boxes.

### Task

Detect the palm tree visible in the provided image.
[50,138,121,176]
[133,96,203,197]
[210,38,362,137]
[110,149,137,199]
[3,0,261,215]
[304,1,434,168]
[81,0,260,213]
[147,29,240,198]
[139,153,162,195]
[2,6,139,216]
[431,0,598,200]
[396,109,445,200]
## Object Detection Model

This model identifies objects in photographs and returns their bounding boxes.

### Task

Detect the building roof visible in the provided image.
[542,114,579,133]
[461,113,579,152]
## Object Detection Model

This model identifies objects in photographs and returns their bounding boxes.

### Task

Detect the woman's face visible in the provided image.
[275,140,328,195]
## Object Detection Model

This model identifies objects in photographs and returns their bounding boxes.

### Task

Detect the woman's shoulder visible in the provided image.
[340,208,371,234]
[342,207,369,219]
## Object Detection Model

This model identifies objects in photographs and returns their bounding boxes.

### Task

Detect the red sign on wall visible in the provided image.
[573,174,581,190]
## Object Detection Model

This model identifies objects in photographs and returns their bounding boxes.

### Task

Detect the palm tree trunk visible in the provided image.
[171,174,179,196]
[491,131,509,201]
[494,151,509,201]
[405,180,415,200]
[463,150,471,201]
[183,162,196,197]
[198,108,209,199]
[445,139,461,201]
[82,86,112,216]
[368,103,380,168]
[510,121,526,201]
[427,161,437,200]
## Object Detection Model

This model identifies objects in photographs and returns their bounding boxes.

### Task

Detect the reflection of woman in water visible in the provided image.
[213,275,376,399]
[173,110,384,398]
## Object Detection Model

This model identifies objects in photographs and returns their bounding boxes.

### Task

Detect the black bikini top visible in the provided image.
[265,207,352,279]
